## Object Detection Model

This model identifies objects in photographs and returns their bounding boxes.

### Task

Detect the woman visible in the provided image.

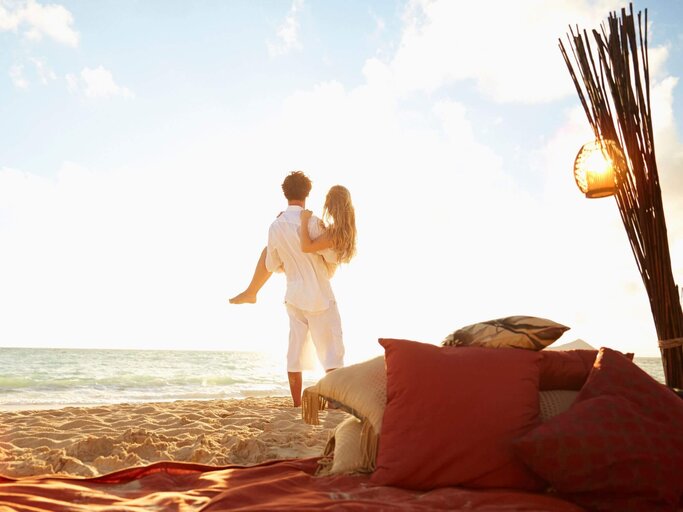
[300,185,356,265]
[229,185,356,304]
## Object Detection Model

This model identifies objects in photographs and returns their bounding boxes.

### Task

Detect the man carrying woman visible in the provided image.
[230,171,357,406]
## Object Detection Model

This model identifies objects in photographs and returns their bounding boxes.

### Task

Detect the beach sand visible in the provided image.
[0,397,346,478]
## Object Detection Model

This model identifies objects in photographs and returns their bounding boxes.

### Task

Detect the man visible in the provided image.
[231,171,343,406]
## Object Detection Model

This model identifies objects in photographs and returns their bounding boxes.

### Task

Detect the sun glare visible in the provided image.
[573,139,618,198]
[584,151,613,176]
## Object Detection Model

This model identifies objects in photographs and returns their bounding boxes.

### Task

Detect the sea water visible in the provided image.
[0,347,667,411]
[0,347,318,411]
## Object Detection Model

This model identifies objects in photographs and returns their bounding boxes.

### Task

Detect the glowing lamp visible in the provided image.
[573,139,620,198]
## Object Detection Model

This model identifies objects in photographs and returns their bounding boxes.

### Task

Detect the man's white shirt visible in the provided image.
[265,205,338,312]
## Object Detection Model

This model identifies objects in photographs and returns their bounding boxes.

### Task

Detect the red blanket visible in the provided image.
[0,458,585,511]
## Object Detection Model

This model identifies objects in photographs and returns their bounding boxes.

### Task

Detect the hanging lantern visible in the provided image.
[573,139,621,198]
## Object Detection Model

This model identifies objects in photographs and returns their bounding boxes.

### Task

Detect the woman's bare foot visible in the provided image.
[229,291,257,304]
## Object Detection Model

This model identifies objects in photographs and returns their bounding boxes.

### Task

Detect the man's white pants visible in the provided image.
[285,301,344,372]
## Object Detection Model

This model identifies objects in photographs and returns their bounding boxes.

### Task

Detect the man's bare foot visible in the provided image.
[229,292,257,304]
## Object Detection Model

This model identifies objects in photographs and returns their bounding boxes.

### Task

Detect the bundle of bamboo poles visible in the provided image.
[559,3,683,388]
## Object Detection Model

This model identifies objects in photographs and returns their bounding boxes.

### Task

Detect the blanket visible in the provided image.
[0,457,585,511]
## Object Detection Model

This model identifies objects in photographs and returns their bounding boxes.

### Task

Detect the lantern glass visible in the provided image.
[574,139,619,198]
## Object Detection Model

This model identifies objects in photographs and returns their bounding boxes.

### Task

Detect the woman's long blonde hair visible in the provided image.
[322,185,357,264]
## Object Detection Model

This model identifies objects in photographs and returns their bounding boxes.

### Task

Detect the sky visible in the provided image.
[1,0,682,363]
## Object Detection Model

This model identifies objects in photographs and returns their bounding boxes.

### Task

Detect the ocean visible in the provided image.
[0,347,666,411]
[0,347,321,411]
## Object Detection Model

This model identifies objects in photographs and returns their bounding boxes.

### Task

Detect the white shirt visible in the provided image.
[265,205,338,312]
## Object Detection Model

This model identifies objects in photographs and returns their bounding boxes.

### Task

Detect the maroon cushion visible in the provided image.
[372,339,544,491]
[538,349,634,390]
[514,347,683,511]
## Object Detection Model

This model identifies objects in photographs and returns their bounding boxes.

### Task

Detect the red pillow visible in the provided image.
[514,348,683,512]
[538,350,596,390]
[371,339,544,491]
[539,349,634,390]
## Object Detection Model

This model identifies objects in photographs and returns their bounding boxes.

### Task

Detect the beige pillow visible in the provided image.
[317,415,368,476]
[539,390,579,422]
[442,315,569,350]
[302,355,386,471]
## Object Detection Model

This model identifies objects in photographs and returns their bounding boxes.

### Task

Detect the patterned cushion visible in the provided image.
[442,316,569,350]
[301,355,386,471]
[317,415,366,476]
[514,348,683,511]
[538,390,578,422]
[371,340,544,491]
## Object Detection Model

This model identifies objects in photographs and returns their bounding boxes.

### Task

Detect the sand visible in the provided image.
[0,397,347,478]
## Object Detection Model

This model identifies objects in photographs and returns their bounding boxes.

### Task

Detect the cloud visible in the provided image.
[9,64,28,88]
[267,0,303,57]
[373,13,385,33]
[8,57,56,89]
[66,66,134,99]
[650,76,683,286]
[30,57,56,84]
[373,0,639,103]
[0,2,18,30]
[0,157,284,351]
[0,0,79,46]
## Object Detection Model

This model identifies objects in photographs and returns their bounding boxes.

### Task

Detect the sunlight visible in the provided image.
[573,140,617,198]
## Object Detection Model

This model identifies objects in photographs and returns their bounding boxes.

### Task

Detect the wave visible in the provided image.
[0,374,246,391]
[0,348,294,410]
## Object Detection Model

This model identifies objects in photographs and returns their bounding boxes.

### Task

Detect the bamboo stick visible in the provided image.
[559,3,683,388]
